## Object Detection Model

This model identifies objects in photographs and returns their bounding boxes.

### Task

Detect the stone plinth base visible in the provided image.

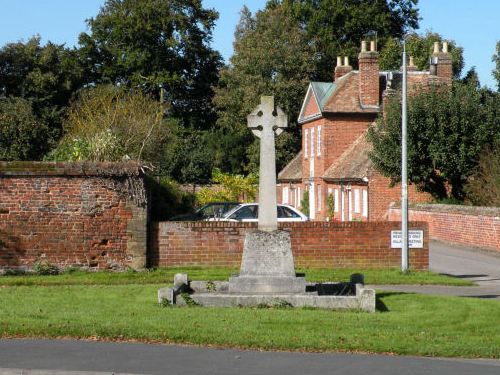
[228,276,306,294]
[158,278,376,312]
[158,285,375,313]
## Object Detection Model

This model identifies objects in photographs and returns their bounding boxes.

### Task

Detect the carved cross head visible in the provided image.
[247,96,288,138]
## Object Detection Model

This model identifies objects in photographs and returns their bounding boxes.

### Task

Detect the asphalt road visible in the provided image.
[370,241,500,299]
[0,339,499,375]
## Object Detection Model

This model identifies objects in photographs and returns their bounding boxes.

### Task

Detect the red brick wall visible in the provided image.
[388,205,500,252]
[151,221,429,270]
[0,162,148,270]
[368,172,433,220]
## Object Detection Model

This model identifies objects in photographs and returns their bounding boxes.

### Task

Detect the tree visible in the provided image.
[269,0,420,81]
[78,0,222,130]
[0,36,82,156]
[196,168,258,205]
[367,81,500,199]
[0,97,54,160]
[213,6,315,174]
[47,85,169,163]
[379,32,464,78]
[465,145,500,206]
[493,41,500,91]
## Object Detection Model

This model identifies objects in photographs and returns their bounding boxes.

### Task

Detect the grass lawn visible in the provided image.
[0,267,473,286]
[0,268,496,358]
[0,284,498,358]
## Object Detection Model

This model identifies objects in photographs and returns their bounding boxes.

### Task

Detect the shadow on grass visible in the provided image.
[376,291,414,313]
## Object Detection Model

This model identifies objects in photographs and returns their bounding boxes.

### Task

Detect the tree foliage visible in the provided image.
[379,32,464,78]
[48,85,169,163]
[493,41,500,91]
[269,0,420,81]
[213,6,315,174]
[0,97,54,160]
[195,168,258,205]
[78,0,222,129]
[367,82,500,199]
[465,145,500,206]
[0,36,82,154]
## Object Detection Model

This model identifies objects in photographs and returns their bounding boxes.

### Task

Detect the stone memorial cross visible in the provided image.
[247,96,287,232]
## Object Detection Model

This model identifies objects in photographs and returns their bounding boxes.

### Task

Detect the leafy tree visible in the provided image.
[78,0,222,130]
[493,41,500,91]
[213,6,315,174]
[268,0,420,81]
[465,145,500,206]
[0,97,53,160]
[160,127,214,185]
[0,36,82,154]
[47,85,169,163]
[196,168,257,205]
[379,32,464,78]
[368,81,500,199]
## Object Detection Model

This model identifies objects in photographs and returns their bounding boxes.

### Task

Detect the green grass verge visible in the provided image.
[0,267,473,286]
[0,284,498,358]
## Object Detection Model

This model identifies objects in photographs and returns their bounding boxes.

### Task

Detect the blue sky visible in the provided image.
[0,0,498,88]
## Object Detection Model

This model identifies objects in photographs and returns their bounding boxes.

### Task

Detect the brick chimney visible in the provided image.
[358,40,380,107]
[334,56,352,81]
[430,41,452,84]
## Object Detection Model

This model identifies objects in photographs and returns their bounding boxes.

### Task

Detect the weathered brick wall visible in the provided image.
[151,221,429,270]
[388,204,500,252]
[0,162,148,270]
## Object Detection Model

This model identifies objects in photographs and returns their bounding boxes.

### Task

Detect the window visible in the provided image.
[363,190,368,217]
[297,187,301,207]
[304,129,309,158]
[282,186,289,204]
[310,128,315,157]
[229,205,257,220]
[317,125,321,156]
[354,189,360,213]
[317,184,321,211]
[334,189,339,212]
[280,206,300,218]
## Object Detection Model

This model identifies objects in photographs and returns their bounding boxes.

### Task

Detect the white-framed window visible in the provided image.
[362,189,368,217]
[297,187,301,207]
[354,189,360,213]
[334,189,339,212]
[304,129,309,158]
[283,186,289,204]
[317,184,322,211]
[348,189,353,221]
[317,125,321,156]
[310,127,315,157]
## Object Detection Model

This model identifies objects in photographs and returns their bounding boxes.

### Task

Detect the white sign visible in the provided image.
[391,230,424,249]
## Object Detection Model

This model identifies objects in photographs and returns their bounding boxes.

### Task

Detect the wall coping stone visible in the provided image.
[393,204,500,218]
[0,161,146,178]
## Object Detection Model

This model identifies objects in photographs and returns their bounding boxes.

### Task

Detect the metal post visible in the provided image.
[401,40,409,272]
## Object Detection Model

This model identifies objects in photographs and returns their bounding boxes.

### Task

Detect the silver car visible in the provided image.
[214,203,309,222]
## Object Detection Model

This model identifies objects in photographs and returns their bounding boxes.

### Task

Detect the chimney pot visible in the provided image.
[361,40,367,52]
[370,40,376,52]
[337,56,342,66]
[442,41,449,53]
[433,41,440,54]
[344,56,349,66]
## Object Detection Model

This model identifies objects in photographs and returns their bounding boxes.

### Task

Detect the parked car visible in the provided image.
[170,202,240,221]
[213,203,308,222]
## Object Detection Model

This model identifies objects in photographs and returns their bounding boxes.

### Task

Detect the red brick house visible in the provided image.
[277,40,452,221]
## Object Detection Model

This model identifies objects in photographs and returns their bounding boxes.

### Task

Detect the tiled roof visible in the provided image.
[277,151,302,182]
[322,131,373,182]
[310,82,336,110]
[323,72,380,113]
